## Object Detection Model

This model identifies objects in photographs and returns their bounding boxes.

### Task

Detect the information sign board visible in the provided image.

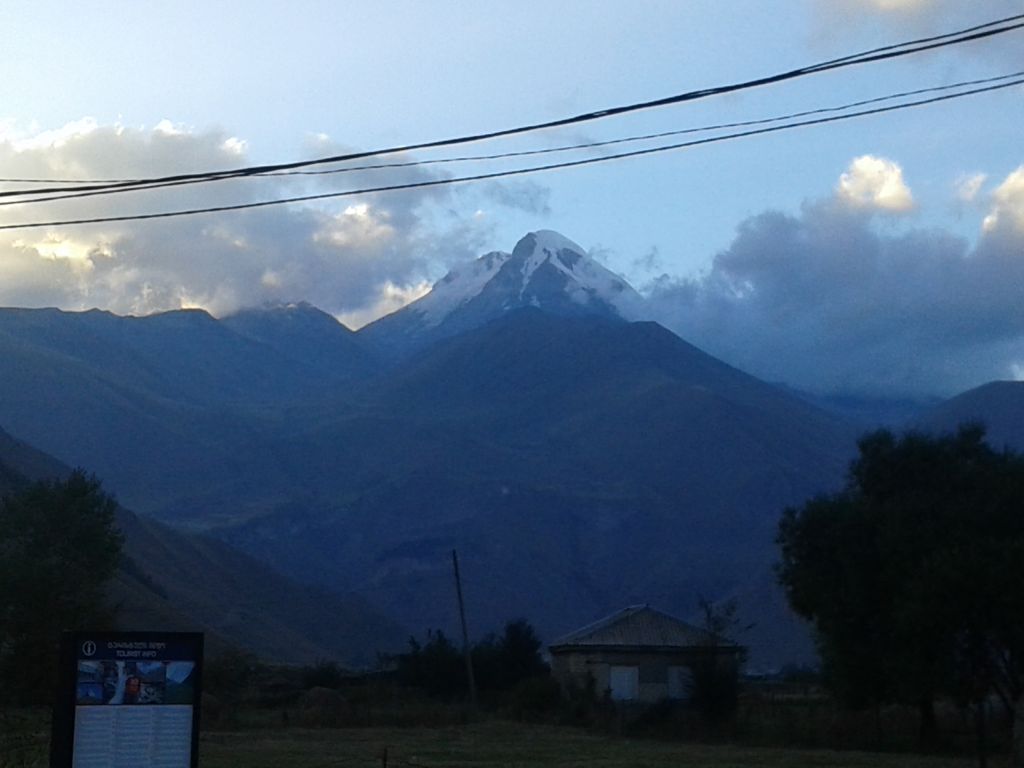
[50,632,203,768]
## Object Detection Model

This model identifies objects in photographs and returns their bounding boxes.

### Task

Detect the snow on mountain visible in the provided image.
[414,250,512,327]
[432,230,642,325]
[516,230,643,316]
[360,231,645,357]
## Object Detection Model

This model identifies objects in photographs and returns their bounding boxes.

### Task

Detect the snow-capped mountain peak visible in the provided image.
[516,229,587,285]
[359,230,645,356]
[510,230,641,314]
[421,230,641,326]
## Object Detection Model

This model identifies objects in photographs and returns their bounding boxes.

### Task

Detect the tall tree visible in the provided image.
[778,425,1024,763]
[0,471,122,703]
[396,619,549,700]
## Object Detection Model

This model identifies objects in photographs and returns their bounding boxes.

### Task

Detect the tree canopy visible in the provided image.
[395,618,549,701]
[777,425,1024,752]
[0,471,123,703]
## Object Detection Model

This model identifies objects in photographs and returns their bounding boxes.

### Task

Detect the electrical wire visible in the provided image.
[271,70,1024,177]
[1,74,1018,232]
[3,70,1017,211]
[1,12,1021,199]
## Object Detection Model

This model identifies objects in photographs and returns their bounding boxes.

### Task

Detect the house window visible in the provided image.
[609,665,639,701]
[667,665,692,700]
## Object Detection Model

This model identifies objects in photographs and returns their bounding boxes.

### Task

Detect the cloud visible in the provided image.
[859,0,927,11]
[479,180,551,216]
[0,120,513,323]
[982,166,1024,235]
[1,117,100,151]
[956,173,987,203]
[837,155,914,213]
[828,0,927,13]
[645,163,1024,397]
[812,0,1022,28]
[809,1,1024,67]
[632,245,662,274]
[336,280,432,330]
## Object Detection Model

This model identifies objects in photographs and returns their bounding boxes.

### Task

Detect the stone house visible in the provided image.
[548,604,744,703]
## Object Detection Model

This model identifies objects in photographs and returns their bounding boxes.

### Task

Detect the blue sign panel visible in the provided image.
[51,632,203,768]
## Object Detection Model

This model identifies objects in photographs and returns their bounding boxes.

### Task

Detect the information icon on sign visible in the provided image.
[81,641,96,657]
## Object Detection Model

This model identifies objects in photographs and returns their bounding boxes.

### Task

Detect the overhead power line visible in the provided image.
[0,11,1021,201]
[271,70,1024,176]
[1,75,1019,232]
[3,70,1019,211]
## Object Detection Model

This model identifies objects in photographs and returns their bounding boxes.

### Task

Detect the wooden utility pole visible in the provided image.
[451,548,478,711]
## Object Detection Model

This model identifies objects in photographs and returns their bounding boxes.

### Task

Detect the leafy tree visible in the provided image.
[474,618,548,692]
[0,471,123,703]
[778,425,1024,763]
[395,630,465,699]
[688,597,746,725]
[395,619,549,701]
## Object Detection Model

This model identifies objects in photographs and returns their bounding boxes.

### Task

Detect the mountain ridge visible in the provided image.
[916,380,1024,451]
[359,230,643,358]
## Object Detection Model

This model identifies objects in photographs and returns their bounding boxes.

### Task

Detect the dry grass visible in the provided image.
[0,708,49,768]
[199,721,997,768]
[2,708,1000,768]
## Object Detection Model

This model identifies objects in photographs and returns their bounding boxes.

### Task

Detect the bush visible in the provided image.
[395,619,550,703]
[302,660,348,690]
[688,656,739,725]
[395,630,466,699]
[203,648,262,704]
[296,686,352,727]
[501,676,562,719]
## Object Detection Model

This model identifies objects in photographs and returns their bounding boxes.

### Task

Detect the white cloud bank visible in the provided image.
[837,155,914,212]
[809,0,1024,68]
[813,0,1023,29]
[983,167,1024,234]
[0,120,503,325]
[646,161,1024,397]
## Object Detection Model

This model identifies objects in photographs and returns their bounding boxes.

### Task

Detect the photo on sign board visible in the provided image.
[74,660,172,705]
[75,661,105,704]
[165,662,197,705]
[135,660,167,704]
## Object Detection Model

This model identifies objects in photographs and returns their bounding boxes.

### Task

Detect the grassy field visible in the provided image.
[199,721,996,768]
[1,710,1000,767]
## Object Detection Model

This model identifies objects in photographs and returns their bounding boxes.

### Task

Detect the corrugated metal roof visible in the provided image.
[549,604,724,649]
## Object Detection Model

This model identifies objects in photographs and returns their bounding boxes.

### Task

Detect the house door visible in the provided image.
[609,665,639,701]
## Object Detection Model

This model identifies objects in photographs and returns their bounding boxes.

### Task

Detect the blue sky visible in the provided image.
[1,0,1022,396]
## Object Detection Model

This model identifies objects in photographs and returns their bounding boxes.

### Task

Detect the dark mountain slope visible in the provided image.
[372,310,850,491]
[0,426,405,665]
[0,306,379,516]
[208,311,855,665]
[0,291,858,667]
[0,425,68,492]
[917,380,1024,451]
[112,508,405,666]
[221,302,380,380]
